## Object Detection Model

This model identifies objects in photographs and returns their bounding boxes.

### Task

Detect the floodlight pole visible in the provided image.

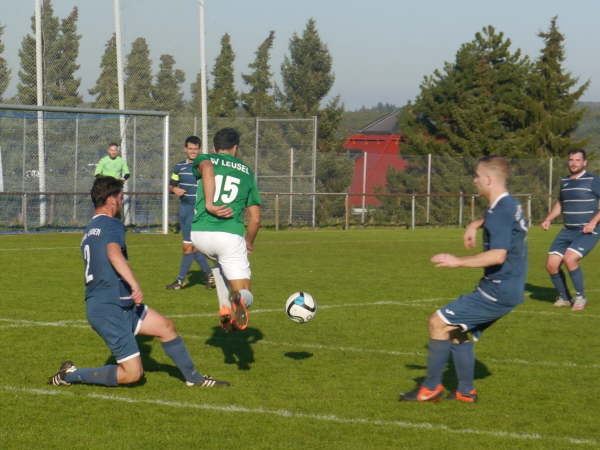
[198,0,209,153]
[35,0,46,226]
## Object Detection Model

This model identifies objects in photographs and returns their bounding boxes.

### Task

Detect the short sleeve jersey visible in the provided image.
[80,214,133,306]
[191,153,261,237]
[477,193,528,306]
[559,171,600,229]
[170,160,198,205]
[94,156,130,179]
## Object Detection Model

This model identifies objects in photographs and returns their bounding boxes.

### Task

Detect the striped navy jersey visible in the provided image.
[170,160,198,204]
[80,214,133,305]
[559,171,600,229]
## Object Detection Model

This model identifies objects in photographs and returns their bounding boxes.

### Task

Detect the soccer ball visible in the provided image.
[285,292,317,323]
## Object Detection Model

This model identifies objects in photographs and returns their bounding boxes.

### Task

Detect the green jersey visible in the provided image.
[95,155,130,179]
[191,153,261,237]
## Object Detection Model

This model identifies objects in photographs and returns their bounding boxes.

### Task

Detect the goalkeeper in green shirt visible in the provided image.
[95,143,130,181]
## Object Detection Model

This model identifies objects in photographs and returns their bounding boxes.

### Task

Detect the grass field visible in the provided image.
[1,227,599,449]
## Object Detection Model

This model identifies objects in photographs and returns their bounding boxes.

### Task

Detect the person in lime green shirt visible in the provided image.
[95,143,130,181]
[191,128,261,332]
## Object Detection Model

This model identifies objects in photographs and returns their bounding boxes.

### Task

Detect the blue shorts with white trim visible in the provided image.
[86,301,148,363]
[548,227,600,258]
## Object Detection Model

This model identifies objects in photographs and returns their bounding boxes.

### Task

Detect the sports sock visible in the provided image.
[550,270,571,300]
[161,336,203,383]
[422,338,451,390]
[64,365,118,386]
[239,288,254,308]
[450,341,475,394]
[177,253,195,283]
[193,252,211,274]
[212,267,231,309]
[568,267,585,297]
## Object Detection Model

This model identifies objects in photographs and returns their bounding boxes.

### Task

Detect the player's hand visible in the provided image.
[206,204,233,218]
[463,225,478,249]
[541,219,551,230]
[246,239,254,253]
[173,187,185,197]
[131,285,144,304]
[431,253,462,268]
[582,223,596,234]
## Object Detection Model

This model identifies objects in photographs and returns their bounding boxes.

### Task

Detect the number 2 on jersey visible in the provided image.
[214,175,240,204]
[83,244,94,283]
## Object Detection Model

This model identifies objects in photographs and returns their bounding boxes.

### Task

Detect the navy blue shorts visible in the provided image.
[179,202,195,243]
[548,227,600,258]
[86,301,148,363]
[437,290,515,340]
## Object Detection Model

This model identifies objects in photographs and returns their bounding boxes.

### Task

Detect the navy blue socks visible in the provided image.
[451,341,475,394]
[568,267,585,297]
[422,339,451,390]
[550,270,571,299]
[161,336,203,383]
[65,365,118,386]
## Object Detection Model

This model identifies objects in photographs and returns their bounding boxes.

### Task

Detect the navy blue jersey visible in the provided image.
[170,160,198,205]
[477,193,528,306]
[559,171,600,229]
[80,214,132,305]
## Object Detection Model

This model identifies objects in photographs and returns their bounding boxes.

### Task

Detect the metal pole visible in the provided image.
[471,195,476,222]
[275,194,279,231]
[311,115,317,229]
[193,115,198,136]
[411,194,416,230]
[459,192,463,227]
[548,157,553,213]
[0,146,3,192]
[35,0,46,226]
[361,152,367,224]
[344,194,349,230]
[113,0,126,156]
[426,153,431,223]
[198,0,209,154]
[162,115,170,234]
[22,117,26,193]
[132,116,137,222]
[254,117,259,178]
[73,116,79,223]
[289,147,293,225]
[527,195,532,228]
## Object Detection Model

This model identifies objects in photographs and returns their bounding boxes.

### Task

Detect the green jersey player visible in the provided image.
[191,128,261,332]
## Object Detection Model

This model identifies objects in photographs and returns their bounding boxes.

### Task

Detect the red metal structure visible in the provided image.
[342,111,406,206]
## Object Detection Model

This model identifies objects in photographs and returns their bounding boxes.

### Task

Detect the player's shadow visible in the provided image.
[525,283,557,303]
[205,326,264,371]
[103,335,186,385]
[406,358,491,391]
[284,351,313,360]
[186,270,210,289]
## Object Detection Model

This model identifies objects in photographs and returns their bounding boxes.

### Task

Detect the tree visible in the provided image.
[0,25,10,102]
[525,17,590,156]
[281,18,334,116]
[241,31,277,116]
[89,34,118,109]
[153,54,185,112]
[125,37,154,109]
[208,33,237,117]
[50,6,81,106]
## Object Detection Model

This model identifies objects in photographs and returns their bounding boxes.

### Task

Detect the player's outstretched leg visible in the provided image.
[48,361,119,387]
[230,289,253,331]
[212,266,234,331]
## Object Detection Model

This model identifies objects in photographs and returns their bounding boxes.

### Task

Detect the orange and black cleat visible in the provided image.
[447,389,478,403]
[399,384,445,402]
[230,291,249,331]
[219,305,233,333]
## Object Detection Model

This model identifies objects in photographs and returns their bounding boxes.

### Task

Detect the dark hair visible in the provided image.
[185,136,202,147]
[213,128,240,151]
[477,155,510,178]
[108,142,119,149]
[91,176,123,207]
[568,149,586,160]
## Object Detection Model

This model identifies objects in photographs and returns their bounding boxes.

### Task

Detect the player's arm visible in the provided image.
[583,209,600,234]
[541,201,561,230]
[121,159,130,181]
[94,157,105,177]
[463,218,484,249]
[431,249,507,268]
[245,205,261,253]
[198,160,232,217]
[106,242,143,304]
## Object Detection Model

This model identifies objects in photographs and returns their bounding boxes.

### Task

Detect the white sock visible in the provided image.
[211,267,231,309]
[239,289,253,308]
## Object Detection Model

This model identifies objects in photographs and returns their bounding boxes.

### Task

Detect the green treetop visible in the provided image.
[208,33,238,118]
[241,31,277,116]
[153,54,185,112]
[89,34,118,109]
[125,37,154,109]
[0,25,10,102]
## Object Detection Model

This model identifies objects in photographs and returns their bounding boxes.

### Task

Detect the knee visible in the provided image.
[563,254,580,271]
[428,312,443,332]
[119,366,144,384]
[545,260,560,274]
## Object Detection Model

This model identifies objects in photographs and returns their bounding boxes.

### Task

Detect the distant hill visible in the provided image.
[575,102,600,155]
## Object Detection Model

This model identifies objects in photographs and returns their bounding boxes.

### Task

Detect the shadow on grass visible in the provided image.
[525,282,557,303]
[284,351,313,360]
[406,358,491,391]
[205,326,264,371]
[185,270,211,289]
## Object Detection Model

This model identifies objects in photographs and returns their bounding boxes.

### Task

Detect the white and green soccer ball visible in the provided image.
[285,291,317,323]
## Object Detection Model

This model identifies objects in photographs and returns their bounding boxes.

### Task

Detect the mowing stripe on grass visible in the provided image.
[2,385,597,446]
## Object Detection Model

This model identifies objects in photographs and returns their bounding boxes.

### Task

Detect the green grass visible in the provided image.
[1,227,599,449]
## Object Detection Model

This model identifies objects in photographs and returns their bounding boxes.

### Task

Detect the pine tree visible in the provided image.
[89,34,118,109]
[525,17,590,156]
[125,37,154,109]
[281,18,334,116]
[49,7,81,106]
[241,31,277,116]
[0,25,10,102]
[153,54,185,112]
[190,71,202,114]
[208,33,237,117]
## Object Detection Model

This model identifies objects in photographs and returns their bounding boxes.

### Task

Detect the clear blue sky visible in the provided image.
[1,0,598,110]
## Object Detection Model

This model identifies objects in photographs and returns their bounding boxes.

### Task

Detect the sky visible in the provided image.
[1,0,599,110]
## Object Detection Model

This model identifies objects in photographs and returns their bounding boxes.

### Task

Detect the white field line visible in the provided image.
[1,386,597,447]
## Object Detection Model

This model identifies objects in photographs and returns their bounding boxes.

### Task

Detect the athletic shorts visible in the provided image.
[548,227,600,258]
[191,231,250,280]
[179,202,195,243]
[86,301,148,363]
[436,290,515,340]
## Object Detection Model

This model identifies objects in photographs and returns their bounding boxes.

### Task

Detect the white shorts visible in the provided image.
[191,231,251,280]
